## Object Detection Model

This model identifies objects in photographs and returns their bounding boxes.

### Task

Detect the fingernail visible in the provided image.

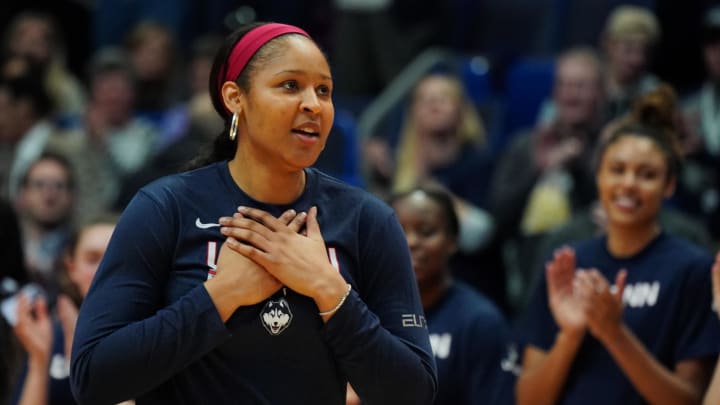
[219,217,231,224]
[220,227,229,234]
[238,206,248,212]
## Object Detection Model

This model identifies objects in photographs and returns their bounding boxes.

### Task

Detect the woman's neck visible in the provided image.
[606,72,639,96]
[418,130,461,167]
[606,222,661,258]
[227,157,305,204]
[418,273,452,310]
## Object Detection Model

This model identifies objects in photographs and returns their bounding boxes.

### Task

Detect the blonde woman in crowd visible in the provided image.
[601,5,661,120]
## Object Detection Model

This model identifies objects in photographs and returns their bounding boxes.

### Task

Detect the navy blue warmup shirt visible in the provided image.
[521,233,720,404]
[70,163,437,405]
[425,282,510,405]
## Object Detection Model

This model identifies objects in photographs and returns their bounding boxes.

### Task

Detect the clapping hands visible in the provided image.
[546,247,627,344]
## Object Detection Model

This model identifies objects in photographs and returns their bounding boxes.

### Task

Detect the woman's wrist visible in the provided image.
[593,321,626,347]
[27,352,51,370]
[319,284,351,316]
[204,277,241,322]
[313,275,350,320]
[557,328,585,347]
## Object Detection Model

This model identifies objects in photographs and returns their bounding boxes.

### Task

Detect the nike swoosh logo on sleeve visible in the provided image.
[195,218,221,229]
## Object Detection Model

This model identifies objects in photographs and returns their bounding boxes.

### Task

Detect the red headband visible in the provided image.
[219,23,310,98]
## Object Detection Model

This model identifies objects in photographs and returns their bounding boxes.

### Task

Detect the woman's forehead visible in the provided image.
[259,35,327,68]
[604,135,665,161]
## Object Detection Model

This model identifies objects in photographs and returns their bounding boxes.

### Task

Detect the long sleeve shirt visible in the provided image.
[70,163,436,405]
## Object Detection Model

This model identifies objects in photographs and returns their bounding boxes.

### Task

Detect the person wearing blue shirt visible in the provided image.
[703,253,720,404]
[517,84,720,405]
[11,214,121,405]
[390,186,510,404]
[70,22,437,405]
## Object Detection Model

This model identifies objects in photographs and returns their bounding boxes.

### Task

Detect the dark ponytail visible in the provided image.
[185,23,262,170]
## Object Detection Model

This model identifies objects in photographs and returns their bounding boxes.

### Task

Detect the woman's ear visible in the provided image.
[221,81,244,115]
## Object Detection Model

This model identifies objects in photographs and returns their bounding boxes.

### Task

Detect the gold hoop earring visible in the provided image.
[229,112,238,141]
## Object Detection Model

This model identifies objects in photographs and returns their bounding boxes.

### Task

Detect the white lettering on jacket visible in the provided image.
[622,282,660,308]
[429,333,452,359]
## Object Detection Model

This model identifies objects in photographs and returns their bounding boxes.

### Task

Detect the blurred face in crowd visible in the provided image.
[704,38,720,81]
[91,69,135,126]
[9,16,53,65]
[554,56,603,127]
[605,36,651,85]
[596,134,674,231]
[18,158,74,228]
[66,223,115,298]
[393,191,457,288]
[190,55,213,96]
[129,26,174,81]
[411,75,463,136]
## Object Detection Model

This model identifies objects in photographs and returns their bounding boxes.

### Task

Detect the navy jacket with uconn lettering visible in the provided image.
[70,162,437,405]
[521,232,720,404]
[425,282,511,405]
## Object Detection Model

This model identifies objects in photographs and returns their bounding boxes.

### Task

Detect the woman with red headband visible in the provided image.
[69,22,437,405]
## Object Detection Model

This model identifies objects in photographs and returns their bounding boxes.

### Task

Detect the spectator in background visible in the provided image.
[601,5,660,121]
[114,34,225,209]
[679,5,720,243]
[10,214,132,405]
[2,11,86,121]
[185,35,225,145]
[489,48,604,310]
[0,197,27,405]
[46,48,157,220]
[0,198,27,284]
[390,186,511,405]
[331,0,452,100]
[92,0,205,51]
[366,73,494,245]
[366,72,507,310]
[704,252,720,405]
[13,153,75,301]
[392,74,490,205]
[0,73,56,200]
[124,21,186,114]
[123,20,191,162]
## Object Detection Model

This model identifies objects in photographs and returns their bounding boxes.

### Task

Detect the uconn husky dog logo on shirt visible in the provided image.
[260,297,293,335]
[204,242,343,335]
